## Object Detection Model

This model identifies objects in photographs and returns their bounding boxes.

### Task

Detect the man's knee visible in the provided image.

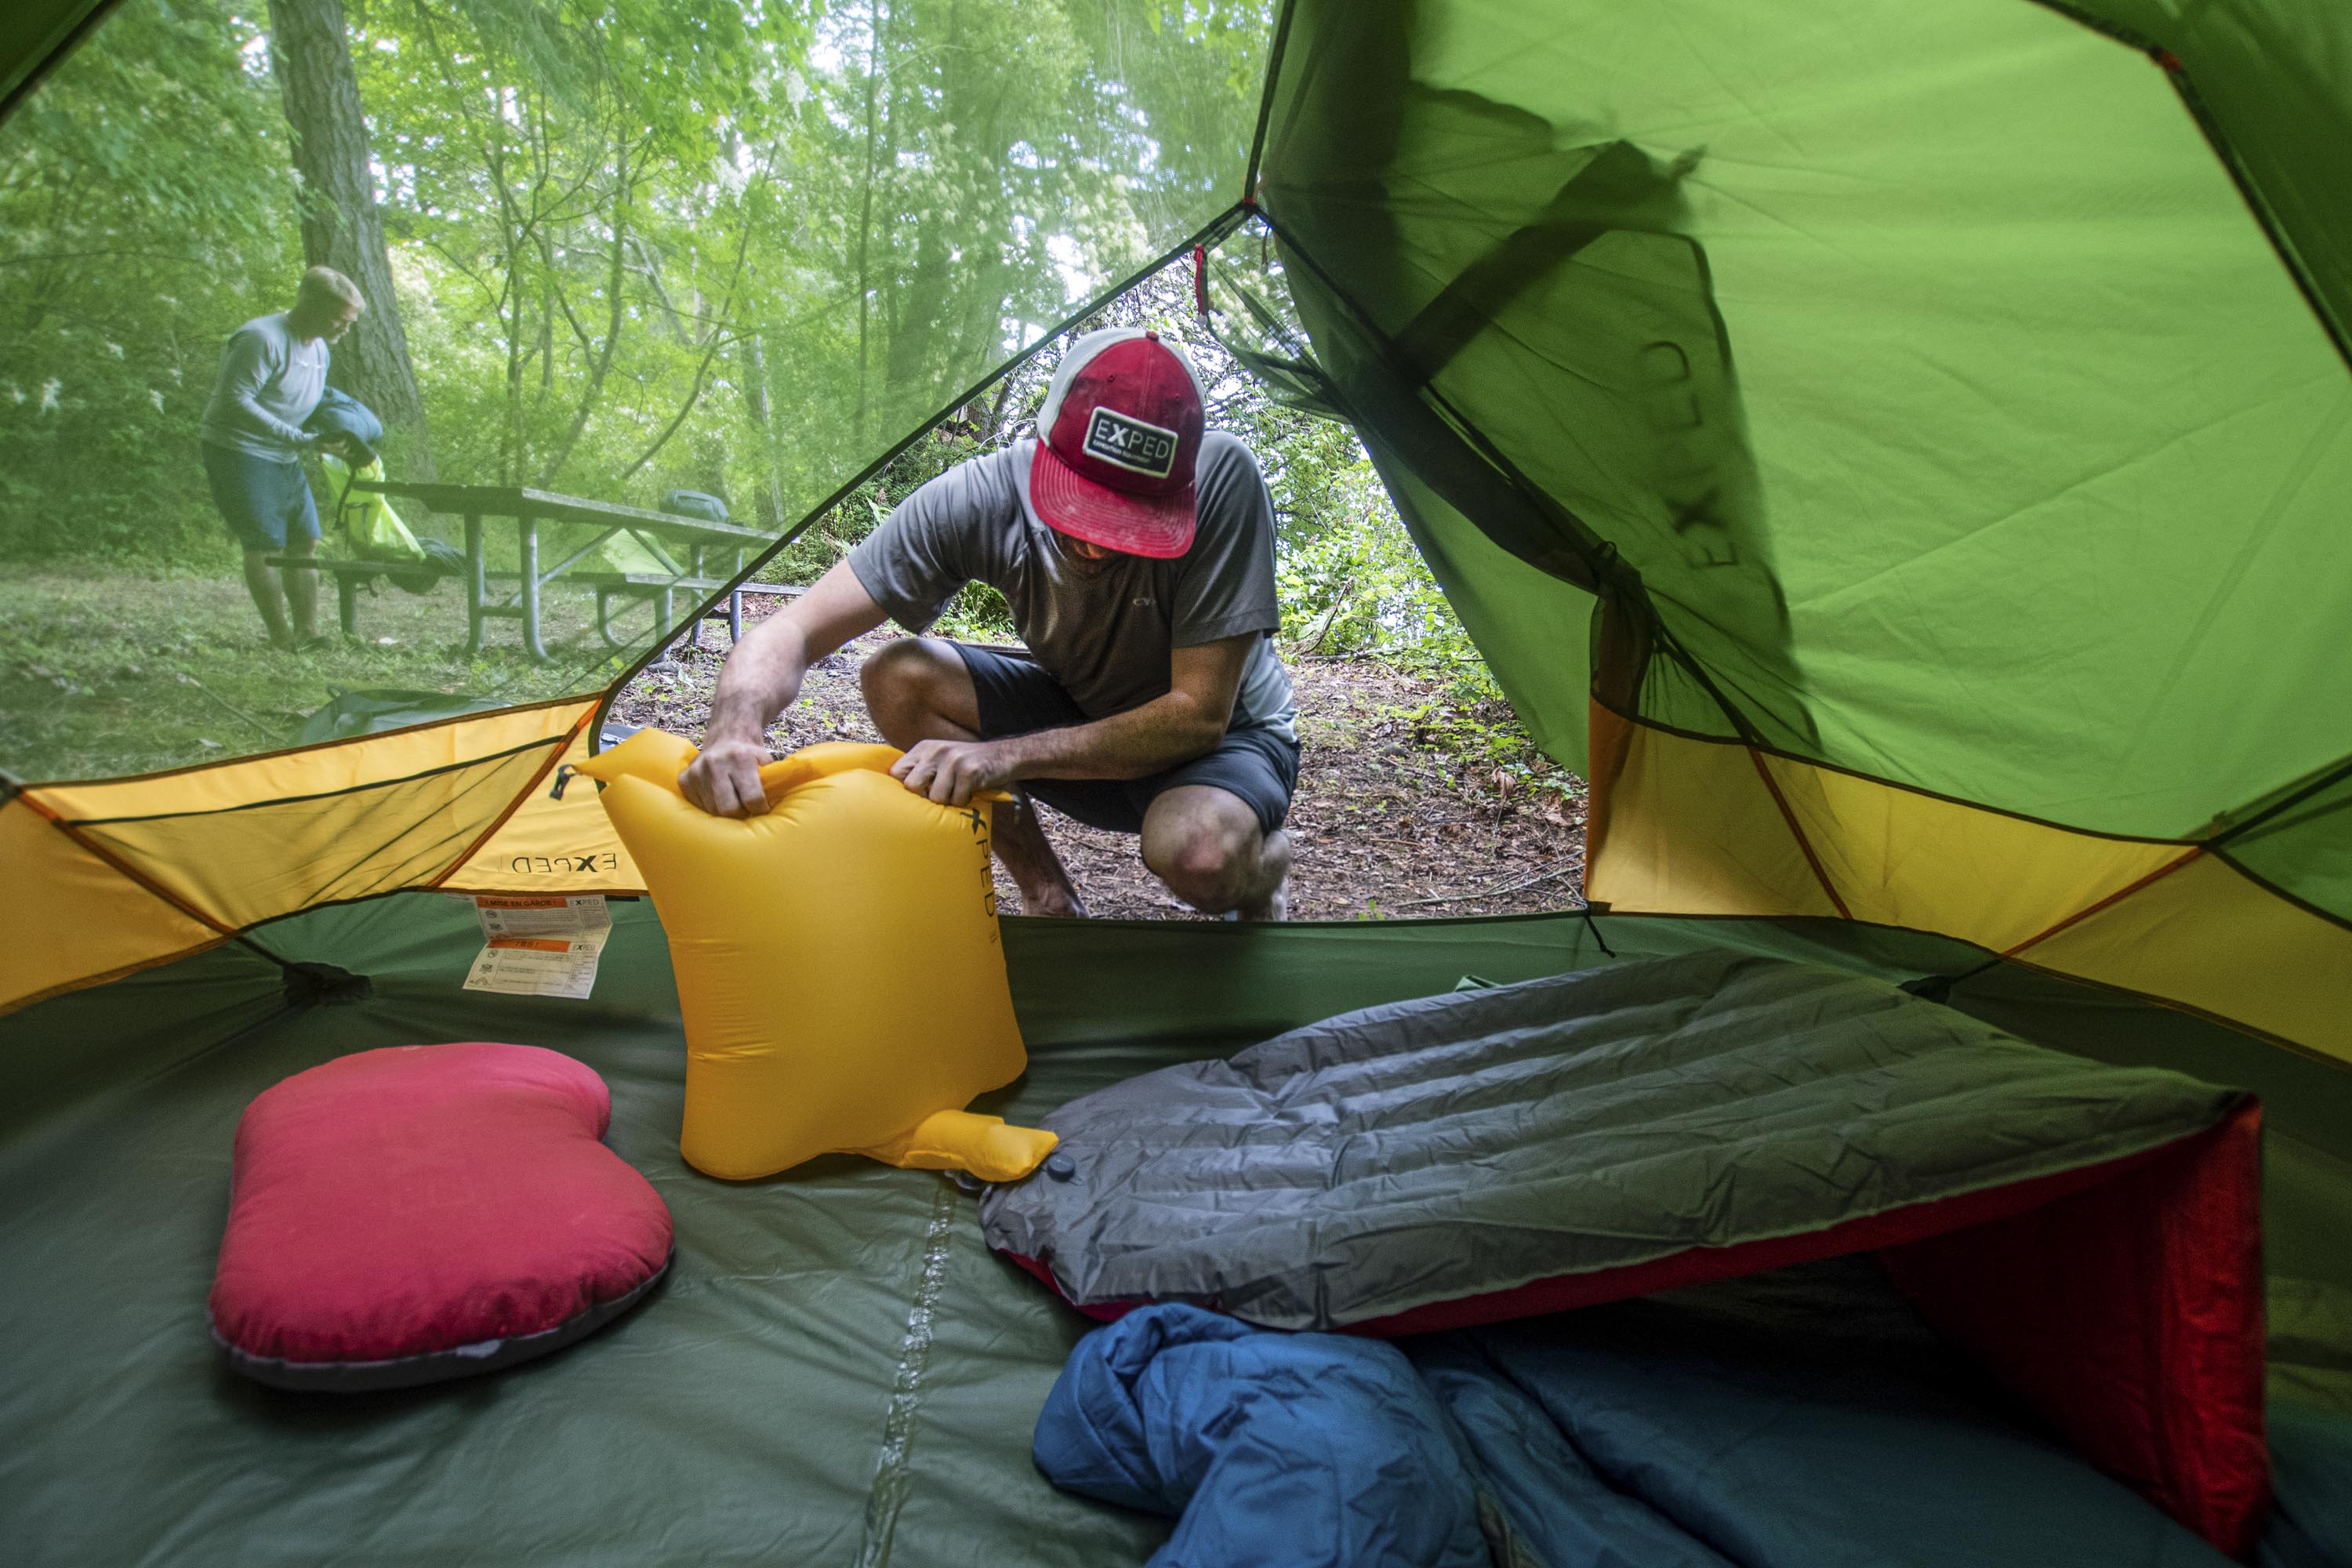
[858,637,972,744]
[1144,793,1262,905]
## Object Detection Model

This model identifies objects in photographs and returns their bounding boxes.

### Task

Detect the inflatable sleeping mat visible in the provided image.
[982,951,2269,1553]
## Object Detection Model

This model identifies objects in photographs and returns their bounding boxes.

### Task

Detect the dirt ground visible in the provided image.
[611,598,1588,922]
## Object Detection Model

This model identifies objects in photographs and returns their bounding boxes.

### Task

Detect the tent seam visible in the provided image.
[2205,752,2352,852]
[0,934,231,1019]
[1999,848,2206,959]
[1252,207,1771,760]
[1241,0,1298,203]
[1588,695,2287,851]
[11,789,238,935]
[851,1178,960,1568]
[2202,847,2352,939]
[19,691,595,792]
[0,0,116,120]
[2018,0,2350,374]
[425,706,598,891]
[56,731,573,826]
[1744,746,1853,921]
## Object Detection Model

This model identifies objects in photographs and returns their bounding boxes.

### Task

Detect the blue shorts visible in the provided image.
[951,641,1300,835]
[202,441,321,553]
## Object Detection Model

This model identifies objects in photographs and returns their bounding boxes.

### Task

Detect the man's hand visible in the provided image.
[677,561,891,817]
[680,733,775,818]
[891,738,1015,805]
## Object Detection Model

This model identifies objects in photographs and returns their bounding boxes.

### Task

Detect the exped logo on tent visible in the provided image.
[1082,408,1178,478]
[509,851,621,874]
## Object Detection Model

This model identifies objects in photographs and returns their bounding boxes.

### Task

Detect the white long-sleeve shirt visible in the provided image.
[199,313,326,461]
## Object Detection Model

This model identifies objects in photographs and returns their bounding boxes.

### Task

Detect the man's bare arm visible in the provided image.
[681,560,890,816]
[891,634,1255,805]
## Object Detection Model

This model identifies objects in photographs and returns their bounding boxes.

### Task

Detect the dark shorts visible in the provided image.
[202,441,321,553]
[952,642,1300,836]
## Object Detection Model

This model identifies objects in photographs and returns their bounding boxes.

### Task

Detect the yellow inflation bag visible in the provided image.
[571,728,1054,1183]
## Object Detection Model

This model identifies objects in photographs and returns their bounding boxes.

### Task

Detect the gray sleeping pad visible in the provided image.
[979,951,2241,1330]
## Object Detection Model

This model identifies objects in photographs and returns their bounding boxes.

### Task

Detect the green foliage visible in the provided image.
[0,0,299,564]
[0,0,1563,793]
[0,0,1269,573]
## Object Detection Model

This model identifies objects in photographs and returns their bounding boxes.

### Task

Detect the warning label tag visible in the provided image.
[455,895,612,999]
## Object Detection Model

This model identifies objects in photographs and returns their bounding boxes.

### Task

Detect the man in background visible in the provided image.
[198,266,365,649]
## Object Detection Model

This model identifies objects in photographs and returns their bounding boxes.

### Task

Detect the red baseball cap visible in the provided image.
[1029,327,1208,559]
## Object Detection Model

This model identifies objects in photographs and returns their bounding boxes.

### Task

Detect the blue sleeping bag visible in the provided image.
[303,386,384,449]
[1033,1305,1497,1568]
[1034,1261,2262,1568]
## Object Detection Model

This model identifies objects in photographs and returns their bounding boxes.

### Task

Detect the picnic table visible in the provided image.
[272,481,795,662]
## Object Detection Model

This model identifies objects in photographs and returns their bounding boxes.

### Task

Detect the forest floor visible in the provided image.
[612,597,1589,922]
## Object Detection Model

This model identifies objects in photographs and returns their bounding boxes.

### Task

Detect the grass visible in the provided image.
[0,566,678,782]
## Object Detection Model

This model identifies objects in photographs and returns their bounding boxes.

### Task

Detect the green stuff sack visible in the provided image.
[320,453,426,564]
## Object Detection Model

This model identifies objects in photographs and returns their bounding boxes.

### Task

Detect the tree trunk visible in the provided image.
[266,0,436,480]
[738,333,787,532]
[884,1,1014,397]
[852,0,887,452]
[734,333,790,531]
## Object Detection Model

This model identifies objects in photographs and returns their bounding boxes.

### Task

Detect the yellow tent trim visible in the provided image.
[2,698,601,1011]
[0,792,227,1015]
[443,721,644,896]
[1585,702,2352,1064]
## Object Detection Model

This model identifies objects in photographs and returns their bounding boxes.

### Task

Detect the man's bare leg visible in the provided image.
[281,534,320,643]
[860,637,1089,916]
[241,548,293,647]
[983,791,1090,918]
[1142,785,1290,920]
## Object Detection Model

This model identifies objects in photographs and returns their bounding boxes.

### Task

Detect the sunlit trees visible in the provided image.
[0,0,1276,554]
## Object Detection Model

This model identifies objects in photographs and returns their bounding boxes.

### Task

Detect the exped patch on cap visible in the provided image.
[1029,327,1207,559]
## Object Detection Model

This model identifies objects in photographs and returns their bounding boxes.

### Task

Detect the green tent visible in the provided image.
[3,0,2348,1561]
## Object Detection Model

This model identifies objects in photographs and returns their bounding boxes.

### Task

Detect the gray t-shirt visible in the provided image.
[850,432,1298,742]
[200,313,328,462]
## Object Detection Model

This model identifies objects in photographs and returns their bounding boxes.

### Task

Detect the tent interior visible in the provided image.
[11,897,2352,1565]
[5,0,2351,1563]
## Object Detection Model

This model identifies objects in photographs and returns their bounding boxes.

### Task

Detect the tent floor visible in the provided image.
[4,895,2349,1564]
[5,896,1207,1566]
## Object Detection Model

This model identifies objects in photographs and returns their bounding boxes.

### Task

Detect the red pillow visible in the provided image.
[210,1043,673,1391]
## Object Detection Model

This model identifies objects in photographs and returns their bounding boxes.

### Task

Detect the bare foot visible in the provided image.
[1022,890,1091,918]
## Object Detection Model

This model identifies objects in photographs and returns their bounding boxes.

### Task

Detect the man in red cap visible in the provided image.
[680,327,1298,920]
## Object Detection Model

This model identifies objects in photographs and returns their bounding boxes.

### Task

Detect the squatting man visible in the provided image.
[681,328,1299,920]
